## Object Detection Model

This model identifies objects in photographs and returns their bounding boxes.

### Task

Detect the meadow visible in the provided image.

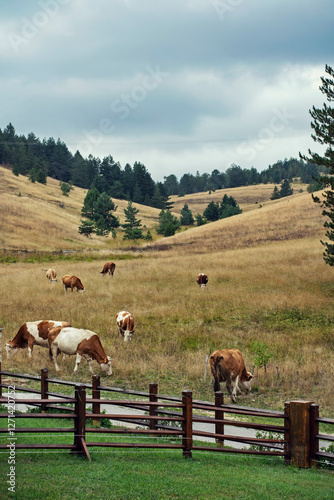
[0,165,333,417]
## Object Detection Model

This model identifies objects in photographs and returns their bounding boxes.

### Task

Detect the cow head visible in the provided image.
[123,330,133,342]
[5,342,17,359]
[240,372,254,393]
[100,355,112,375]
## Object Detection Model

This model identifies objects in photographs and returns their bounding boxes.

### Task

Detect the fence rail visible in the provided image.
[0,364,333,467]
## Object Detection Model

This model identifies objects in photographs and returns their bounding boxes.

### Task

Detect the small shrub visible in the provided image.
[249,341,273,369]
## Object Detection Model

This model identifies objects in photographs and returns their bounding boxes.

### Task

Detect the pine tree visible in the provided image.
[300,65,334,266]
[203,200,220,221]
[80,188,119,237]
[279,179,293,198]
[78,220,95,237]
[122,201,143,240]
[81,187,100,219]
[180,203,194,225]
[157,210,180,236]
[270,186,280,200]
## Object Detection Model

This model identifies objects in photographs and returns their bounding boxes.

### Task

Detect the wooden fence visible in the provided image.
[0,365,333,467]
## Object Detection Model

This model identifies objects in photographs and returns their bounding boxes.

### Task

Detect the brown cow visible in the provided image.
[100,262,116,276]
[48,326,112,374]
[209,348,253,403]
[43,268,57,282]
[116,311,134,342]
[197,273,208,288]
[62,275,85,293]
[5,320,71,359]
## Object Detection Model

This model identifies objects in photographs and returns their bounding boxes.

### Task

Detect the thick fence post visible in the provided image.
[182,390,193,459]
[92,375,100,428]
[41,368,49,413]
[74,384,91,461]
[309,403,319,468]
[284,402,291,465]
[215,391,224,447]
[149,383,158,431]
[289,400,313,468]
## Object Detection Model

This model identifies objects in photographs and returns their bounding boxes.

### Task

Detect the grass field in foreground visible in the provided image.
[0,414,333,500]
[0,447,333,500]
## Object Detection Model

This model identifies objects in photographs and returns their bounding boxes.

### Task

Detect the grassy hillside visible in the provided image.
[0,165,314,253]
[1,165,333,418]
[0,165,161,252]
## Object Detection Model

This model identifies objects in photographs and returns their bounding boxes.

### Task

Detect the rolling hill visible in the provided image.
[0,164,323,254]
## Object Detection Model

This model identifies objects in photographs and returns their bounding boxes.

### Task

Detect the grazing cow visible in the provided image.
[48,326,112,375]
[100,262,116,276]
[5,320,71,359]
[116,311,134,342]
[62,275,85,293]
[43,268,57,283]
[209,348,253,403]
[197,273,208,288]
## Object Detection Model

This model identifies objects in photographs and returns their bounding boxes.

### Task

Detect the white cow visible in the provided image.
[48,326,112,375]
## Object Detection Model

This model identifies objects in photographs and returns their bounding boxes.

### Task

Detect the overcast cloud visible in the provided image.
[1,0,333,181]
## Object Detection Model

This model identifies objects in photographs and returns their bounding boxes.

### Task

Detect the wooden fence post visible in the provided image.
[215,391,224,447]
[309,403,319,468]
[182,390,193,459]
[41,368,49,413]
[289,400,313,468]
[92,375,100,428]
[0,361,2,399]
[284,402,291,465]
[149,383,158,431]
[74,384,91,461]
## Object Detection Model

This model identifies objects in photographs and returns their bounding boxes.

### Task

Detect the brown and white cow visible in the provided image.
[209,348,253,403]
[197,273,208,288]
[62,275,85,293]
[5,320,71,359]
[100,262,116,276]
[48,326,112,375]
[116,311,134,342]
[43,268,57,283]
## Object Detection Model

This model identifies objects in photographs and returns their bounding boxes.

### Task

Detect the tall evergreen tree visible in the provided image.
[157,210,180,237]
[300,64,334,266]
[180,203,194,225]
[122,201,143,240]
[279,179,294,198]
[81,187,100,219]
[203,200,220,221]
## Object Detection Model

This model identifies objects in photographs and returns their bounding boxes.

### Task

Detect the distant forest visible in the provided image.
[0,123,321,208]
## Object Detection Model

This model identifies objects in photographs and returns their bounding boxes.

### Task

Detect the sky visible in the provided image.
[0,0,333,182]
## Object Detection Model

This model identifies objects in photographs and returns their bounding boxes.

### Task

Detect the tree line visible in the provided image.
[0,123,322,208]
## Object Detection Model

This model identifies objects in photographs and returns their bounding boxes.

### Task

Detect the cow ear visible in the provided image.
[247,372,254,381]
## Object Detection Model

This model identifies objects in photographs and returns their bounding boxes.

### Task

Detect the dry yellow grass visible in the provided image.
[169,181,309,215]
[0,166,161,251]
[0,165,333,416]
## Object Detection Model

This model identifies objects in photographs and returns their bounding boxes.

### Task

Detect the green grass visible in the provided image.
[1,414,333,499]
[0,251,140,264]
[0,447,333,499]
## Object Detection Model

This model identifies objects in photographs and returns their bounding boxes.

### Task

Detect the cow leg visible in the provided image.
[213,377,220,393]
[232,376,240,399]
[64,285,67,294]
[226,377,237,403]
[27,339,34,358]
[86,356,94,374]
[74,353,82,372]
[51,345,60,371]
